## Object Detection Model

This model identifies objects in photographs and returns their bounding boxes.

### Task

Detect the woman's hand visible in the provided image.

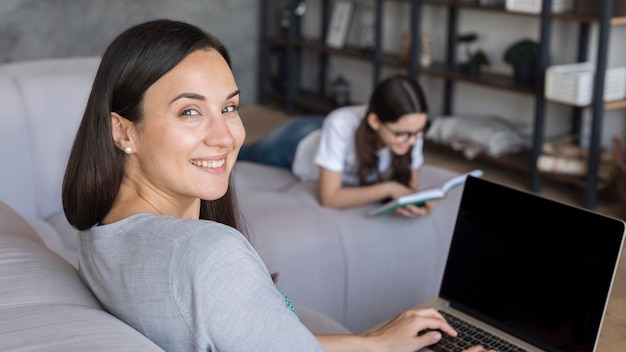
[362,307,455,351]
[360,307,495,352]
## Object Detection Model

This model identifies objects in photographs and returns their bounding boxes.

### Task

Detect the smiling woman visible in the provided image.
[60,19,491,352]
[108,49,244,217]
[61,19,325,352]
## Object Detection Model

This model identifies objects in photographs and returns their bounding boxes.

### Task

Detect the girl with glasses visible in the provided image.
[240,75,434,217]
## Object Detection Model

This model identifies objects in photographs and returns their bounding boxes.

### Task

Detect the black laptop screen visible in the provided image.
[440,176,624,352]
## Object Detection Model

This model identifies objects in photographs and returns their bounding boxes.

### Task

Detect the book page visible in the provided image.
[442,169,484,193]
[397,188,445,205]
[368,169,483,217]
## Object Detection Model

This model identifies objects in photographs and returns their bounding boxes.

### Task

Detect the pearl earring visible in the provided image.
[124,147,132,154]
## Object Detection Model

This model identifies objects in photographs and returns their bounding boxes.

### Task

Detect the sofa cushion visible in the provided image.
[233,161,300,193]
[47,210,79,251]
[294,304,352,334]
[0,69,38,219]
[0,57,100,220]
[237,178,347,327]
[233,161,463,332]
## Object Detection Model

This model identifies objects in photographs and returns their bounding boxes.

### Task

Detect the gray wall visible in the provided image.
[0,0,259,106]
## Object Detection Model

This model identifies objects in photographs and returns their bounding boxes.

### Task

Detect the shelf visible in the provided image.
[269,89,338,115]
[417,0,626,25]
[426,139,530,172]
[425,140,611,190]
[605,100,626,110]
[421,63,536,94]
[270,36,403,65]
[259,0,622,209]
[545,98,626,111]
[269,36,536,95]
[554,13,626,25]
[418,0,510,12]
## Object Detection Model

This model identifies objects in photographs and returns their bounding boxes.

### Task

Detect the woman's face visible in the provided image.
[373,112,428,155]
[128,49,245,205]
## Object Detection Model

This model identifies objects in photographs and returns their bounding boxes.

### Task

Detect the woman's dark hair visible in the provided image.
[62,19,244,235]
[354,75,429,186]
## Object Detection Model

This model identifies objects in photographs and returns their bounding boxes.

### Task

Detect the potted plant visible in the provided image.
[503,39,540,87]
[456,32,490,75]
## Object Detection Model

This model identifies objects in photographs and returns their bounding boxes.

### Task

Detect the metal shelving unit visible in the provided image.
[258,0,626,209]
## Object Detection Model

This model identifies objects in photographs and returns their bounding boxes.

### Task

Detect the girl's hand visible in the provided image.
[395,200,438,218]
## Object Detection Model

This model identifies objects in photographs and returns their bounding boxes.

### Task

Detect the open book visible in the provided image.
[368,169,484,217]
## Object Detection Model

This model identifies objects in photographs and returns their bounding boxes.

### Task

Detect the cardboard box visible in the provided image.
[575,0,626,16]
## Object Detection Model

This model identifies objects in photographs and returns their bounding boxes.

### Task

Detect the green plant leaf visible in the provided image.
[503,39,540,65]
[467,50,490,66]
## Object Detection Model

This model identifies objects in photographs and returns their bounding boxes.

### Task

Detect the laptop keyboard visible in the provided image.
[424,310,527,352]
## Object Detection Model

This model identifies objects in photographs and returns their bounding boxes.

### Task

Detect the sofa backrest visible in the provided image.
[0,57,100,220]
[0,197,43,245]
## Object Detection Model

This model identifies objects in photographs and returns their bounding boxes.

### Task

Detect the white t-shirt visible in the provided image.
[292,105,424,185]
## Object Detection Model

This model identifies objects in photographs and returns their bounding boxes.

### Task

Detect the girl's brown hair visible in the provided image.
[354,75,429,186]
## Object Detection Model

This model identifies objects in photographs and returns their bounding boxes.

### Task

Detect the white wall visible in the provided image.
[298,0,626,149]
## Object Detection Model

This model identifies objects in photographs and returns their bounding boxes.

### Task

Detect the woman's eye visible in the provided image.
[181,108,200,117]
[222,105,239,113]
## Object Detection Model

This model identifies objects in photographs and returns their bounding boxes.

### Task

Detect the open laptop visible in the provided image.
[419,176,625,352]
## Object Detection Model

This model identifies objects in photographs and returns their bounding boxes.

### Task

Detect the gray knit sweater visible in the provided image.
[78,213,325,351]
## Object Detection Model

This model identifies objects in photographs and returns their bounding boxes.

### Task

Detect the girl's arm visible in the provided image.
[318,167,416,209]
[318,167,437,218]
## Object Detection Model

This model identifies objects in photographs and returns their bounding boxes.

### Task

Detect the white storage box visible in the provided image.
[505,0,573,14]
[545,62,626,106]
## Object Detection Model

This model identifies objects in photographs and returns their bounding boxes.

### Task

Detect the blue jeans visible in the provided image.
[238,115,325,169]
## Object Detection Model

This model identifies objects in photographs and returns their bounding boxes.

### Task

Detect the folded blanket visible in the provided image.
[426,114,531,158]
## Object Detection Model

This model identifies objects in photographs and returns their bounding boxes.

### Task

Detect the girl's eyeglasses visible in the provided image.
[380,120,430,143]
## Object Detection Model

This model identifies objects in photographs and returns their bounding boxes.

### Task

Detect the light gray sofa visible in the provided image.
[0,57,464,337]
[0,197,350,351]
[233,162,462,332]
[0,199,166,351]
